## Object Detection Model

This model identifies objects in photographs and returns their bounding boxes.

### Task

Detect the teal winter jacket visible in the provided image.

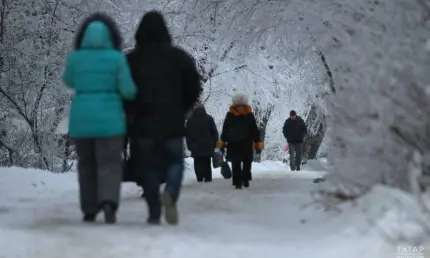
[62,21,137,138]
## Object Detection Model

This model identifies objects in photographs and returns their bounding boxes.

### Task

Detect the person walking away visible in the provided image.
[282,110,307,171]
[126,11,202,225]
[216,93,264,189]
[62,13,137,224]
[185,104,219,182]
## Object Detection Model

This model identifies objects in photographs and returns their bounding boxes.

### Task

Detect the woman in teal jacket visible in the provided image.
[62,13,137,224]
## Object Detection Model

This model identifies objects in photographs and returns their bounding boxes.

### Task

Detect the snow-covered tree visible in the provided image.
[4,0,427,198]
[191,0,430,198]
[0,0,122,171]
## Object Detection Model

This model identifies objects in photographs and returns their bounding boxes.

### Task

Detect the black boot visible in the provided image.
[243,181,249,188]
[147,217,161,225]
[83,214,96,223]
[102,203,116,224]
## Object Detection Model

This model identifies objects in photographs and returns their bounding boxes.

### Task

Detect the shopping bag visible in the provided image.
[212,151,224,168]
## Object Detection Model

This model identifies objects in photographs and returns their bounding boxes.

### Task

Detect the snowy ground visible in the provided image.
[0,159,427,258]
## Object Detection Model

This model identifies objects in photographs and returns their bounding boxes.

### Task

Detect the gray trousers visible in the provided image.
[288,143,303,170]
[74,136,124,215]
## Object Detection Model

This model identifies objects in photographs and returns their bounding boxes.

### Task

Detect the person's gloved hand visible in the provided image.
[254,142,264,154]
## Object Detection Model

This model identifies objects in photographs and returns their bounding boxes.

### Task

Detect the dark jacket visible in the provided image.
[125,11,202,139]
[217,105,264,161]
[282,116,307,143]
[185,107,219,157]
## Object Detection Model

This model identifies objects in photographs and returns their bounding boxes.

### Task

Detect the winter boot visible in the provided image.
[147,217,161,225]
[160,191,178,225]
[83,214,96,223]
[243,181,249,188]
[102,203,116,224]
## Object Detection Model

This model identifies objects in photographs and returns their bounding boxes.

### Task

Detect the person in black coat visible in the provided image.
[282,110,308,171]
[125,10,202,225]
[217,93,264,189]
[185,104,219,182]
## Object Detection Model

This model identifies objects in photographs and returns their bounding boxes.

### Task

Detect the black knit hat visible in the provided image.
[290,110,297,116]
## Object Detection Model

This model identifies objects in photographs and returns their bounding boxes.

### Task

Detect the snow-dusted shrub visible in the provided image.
[317,0,430,197]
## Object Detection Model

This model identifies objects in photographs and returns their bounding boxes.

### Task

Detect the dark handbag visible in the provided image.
[220,161,232,179]
[122,157,135,182]
[122,135,140,184]
[212,151,224,168]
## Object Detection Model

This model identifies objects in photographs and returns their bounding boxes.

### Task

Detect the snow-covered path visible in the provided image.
[0,162,405,258]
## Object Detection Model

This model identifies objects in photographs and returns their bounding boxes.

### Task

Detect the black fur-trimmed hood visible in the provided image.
[74,12,122,50]
[193,106,207,116]
[135,10,172,46]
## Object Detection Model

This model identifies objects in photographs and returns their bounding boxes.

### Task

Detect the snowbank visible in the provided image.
[0,167,77,204]
[338,185,430,243]
[311,184,430,257]
[302,159,330,171]
[1,165,429,258]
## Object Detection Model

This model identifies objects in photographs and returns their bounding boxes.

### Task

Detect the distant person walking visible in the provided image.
[185,104,219,183]
[217,93,264,189]
[125,11,202,225]
[62,13,137,224]
[282,110,307,171]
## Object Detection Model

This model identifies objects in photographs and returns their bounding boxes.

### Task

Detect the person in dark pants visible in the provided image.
[125,11,202,225]
[185,105,219,182]
[282,110,308,171]
[217,93,264,189]
[62,13,137,224]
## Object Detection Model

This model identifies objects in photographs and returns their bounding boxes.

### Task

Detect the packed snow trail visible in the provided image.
[0,162,416,258]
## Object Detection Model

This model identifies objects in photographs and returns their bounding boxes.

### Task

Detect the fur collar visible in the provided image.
[229,105,252,116]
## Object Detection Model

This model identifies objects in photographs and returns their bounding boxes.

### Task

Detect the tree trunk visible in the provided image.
[303,105,326,162]
[302,52,336,162]
[29,0,61,170]
[0,0,6,44]
[253,104,274,162]
[61,133,70,172]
